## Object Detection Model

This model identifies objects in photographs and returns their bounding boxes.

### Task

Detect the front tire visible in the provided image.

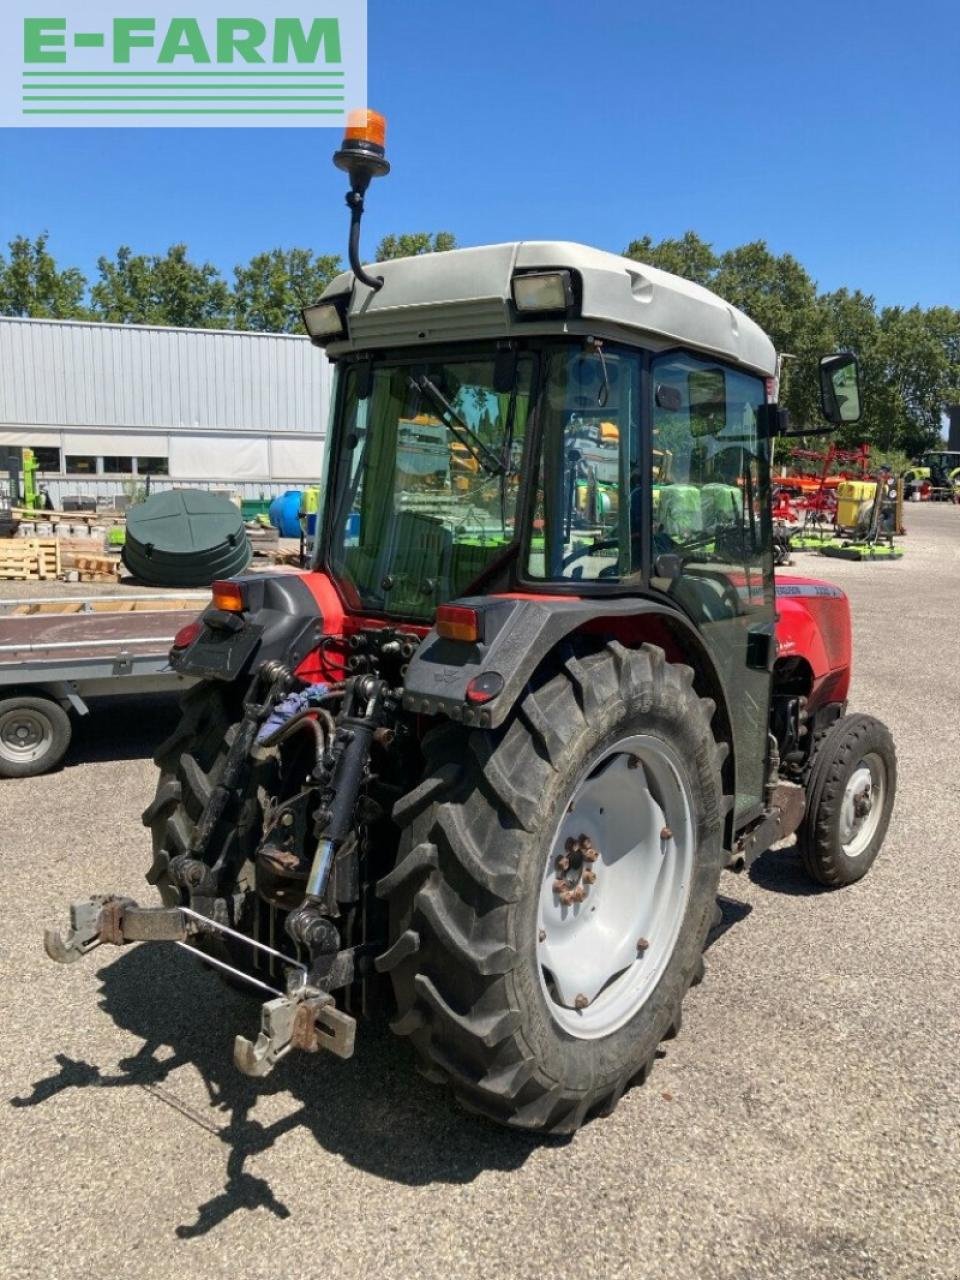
[797,713,896,887]
[379,642,727,1134]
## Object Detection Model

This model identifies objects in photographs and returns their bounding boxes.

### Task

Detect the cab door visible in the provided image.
[649,351,775,821]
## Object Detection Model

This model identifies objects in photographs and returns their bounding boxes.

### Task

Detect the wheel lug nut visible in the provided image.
[582,869,596,885]
[564,837,576,854]
[560,890,575,907]
[571,886,587,903]
[636,937,649,954]
[660,826,672,841]
[556,855,570,872]
[574,993,589,1010]
[552,879,567,895]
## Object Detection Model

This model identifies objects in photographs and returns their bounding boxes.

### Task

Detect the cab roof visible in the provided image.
[321,240,777,376]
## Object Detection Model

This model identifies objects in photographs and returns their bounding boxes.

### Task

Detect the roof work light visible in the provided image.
[332,108,391,294]
[301,292,351,345]
[511,270,578,317]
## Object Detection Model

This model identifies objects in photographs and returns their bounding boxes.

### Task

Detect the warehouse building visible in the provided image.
[0,316,332,508]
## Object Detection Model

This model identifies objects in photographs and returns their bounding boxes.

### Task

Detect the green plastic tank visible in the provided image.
[122,489,252,587]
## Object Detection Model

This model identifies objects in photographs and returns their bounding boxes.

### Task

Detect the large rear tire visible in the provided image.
[379,642,727,1134]
[142,682,260,976]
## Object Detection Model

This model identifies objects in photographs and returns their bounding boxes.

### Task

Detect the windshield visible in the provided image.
[327,352,534,618]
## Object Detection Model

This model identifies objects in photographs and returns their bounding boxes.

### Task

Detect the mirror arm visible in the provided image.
[757,403,792,440]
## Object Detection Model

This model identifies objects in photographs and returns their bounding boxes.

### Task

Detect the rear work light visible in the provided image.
[211,580,245,613]
[302,293,350,345]
[436,605,481,643]
[511,270,577,316]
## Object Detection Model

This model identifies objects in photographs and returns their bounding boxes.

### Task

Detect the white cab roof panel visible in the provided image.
[322,241,777,376]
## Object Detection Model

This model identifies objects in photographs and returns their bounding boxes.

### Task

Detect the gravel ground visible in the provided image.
[1,504,957,1280]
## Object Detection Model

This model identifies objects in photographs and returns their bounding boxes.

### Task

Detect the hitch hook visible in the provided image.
[234,988,356,1078]
[43,896,132,964]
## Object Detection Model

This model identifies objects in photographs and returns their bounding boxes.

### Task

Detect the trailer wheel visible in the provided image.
[381,642,727,1134]
[0,695,72,779]
[798,713,897,887]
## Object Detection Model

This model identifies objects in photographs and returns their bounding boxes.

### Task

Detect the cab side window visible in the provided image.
[526,345,642,581]
[650,351,771,617]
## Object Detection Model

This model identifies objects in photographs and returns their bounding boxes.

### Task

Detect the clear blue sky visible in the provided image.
[1,0,957,310]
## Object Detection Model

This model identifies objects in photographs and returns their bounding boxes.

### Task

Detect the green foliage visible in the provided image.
[628,231,959,458]
[864,446,912,476]
[624,231,718,287]
[90,243,232,328]
[0,233,88,318]
[375,231,457,260]
[232,247,342,333]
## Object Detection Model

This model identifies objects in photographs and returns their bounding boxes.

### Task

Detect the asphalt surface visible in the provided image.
[1,504,958,1280]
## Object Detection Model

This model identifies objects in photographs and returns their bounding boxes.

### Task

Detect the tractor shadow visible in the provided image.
[66,693,180,767]
[9,944,543,1238]
[748,847,830,897]
[12,895,755,1238]
[711,893,753,938]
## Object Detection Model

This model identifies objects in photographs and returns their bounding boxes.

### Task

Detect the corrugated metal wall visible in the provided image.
[0,316,331,434]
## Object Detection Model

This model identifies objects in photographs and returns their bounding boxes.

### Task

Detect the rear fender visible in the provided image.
[401,595,736,806]
[170,572,336,682]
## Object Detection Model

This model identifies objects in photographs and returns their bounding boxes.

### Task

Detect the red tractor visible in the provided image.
[45,112,896,1134]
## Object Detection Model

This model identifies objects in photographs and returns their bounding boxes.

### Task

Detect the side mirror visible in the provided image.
[819,352,862,425]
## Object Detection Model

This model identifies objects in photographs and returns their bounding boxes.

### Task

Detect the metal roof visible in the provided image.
[0,316,331,434]
[321,241,778,376]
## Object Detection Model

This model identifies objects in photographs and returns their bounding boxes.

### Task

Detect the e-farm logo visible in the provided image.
[1,2,366,127]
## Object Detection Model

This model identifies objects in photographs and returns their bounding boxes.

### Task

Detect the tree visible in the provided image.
[232,248,342,333]
[0,233,88,319]
[874,305,960,455]
[624,231,718,287]
[712,241,824,430]
[375,231,457,260]
[91,244,231,328]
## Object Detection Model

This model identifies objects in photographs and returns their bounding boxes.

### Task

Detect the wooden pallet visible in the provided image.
[0,538,62,581]
[4,596,206,617]
[12,507,121,526]
[70,552,121,583]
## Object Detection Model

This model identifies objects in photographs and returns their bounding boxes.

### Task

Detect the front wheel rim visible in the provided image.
[839,752,886,857]
[537,734,695,1040]
[0,707,53,765]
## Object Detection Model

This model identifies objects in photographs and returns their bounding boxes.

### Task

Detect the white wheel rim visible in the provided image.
[0,707,53,765]
[839,751,885,857]
[537,734,695,1040]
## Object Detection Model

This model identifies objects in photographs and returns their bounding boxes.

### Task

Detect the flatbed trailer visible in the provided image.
[0,593,205,778]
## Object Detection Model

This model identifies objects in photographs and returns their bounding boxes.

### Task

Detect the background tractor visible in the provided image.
[45,111,897,1134]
